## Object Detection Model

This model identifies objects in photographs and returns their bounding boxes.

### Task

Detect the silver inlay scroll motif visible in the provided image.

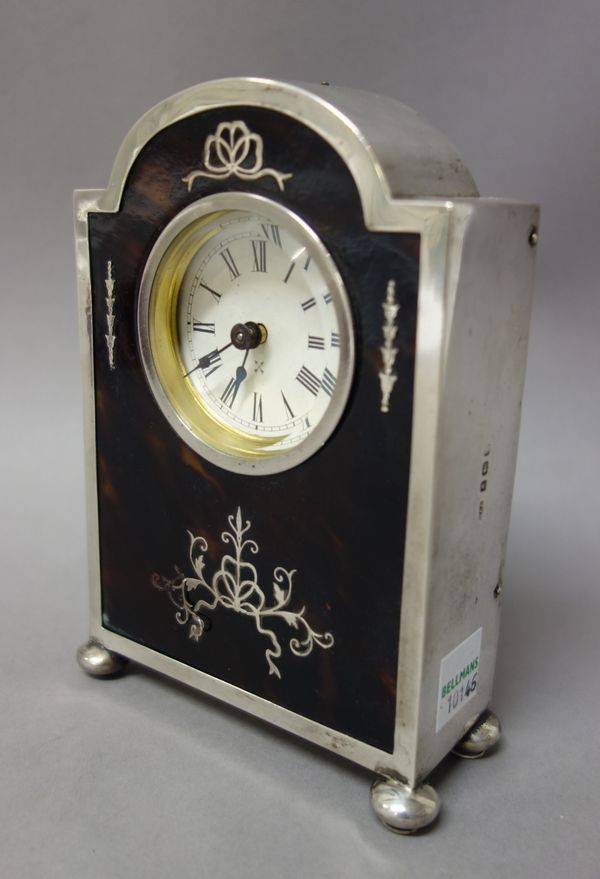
[182,121,293,192]
[152,507,334,678]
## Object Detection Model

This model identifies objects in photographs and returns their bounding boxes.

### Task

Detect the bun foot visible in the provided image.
[453,709,501,759]
[77,639,127,677]
[370,776,440,834]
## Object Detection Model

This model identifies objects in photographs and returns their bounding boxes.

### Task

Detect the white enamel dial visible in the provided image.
[138,193,354,475]
[177,209,342,450]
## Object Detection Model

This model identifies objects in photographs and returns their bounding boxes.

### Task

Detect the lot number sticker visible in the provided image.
[436,628,482,732]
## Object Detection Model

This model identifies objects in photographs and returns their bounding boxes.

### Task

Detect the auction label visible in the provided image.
[436,628,482,732]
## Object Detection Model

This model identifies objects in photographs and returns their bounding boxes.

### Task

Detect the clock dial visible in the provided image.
[138,193,354,474]
[176,209,343,452]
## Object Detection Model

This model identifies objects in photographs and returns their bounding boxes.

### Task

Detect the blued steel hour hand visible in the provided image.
[221,349,249,408]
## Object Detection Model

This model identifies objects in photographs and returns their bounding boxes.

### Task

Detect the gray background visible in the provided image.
[1,1,599,877]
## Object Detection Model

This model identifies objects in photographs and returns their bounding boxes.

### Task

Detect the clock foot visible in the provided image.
[370,776,440,834]
[77,639,128,677]
[452,709,501,759]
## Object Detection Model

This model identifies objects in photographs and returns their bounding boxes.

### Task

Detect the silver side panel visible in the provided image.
[411,199,539,784]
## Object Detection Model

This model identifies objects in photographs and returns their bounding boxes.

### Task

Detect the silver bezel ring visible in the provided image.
[137,191,356,476]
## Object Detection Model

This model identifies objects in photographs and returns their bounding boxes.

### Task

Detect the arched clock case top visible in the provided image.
[75,78,538,833]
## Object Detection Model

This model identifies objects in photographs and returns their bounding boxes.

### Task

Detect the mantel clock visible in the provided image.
[75,78,538,833]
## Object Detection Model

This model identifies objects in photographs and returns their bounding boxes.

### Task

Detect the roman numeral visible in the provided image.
[192,321,215,333]
[331,331,340,348]
[221,248,240,280]
[252,392,263,422]
[252,240,267,273]
[202,349,222,377]
[301,296,317,312]
[281,391,295,419]
[322,367,336,397]
[296,365,321,396]
[261,224,282,247]
[199,281,221,302]
[283,262,295,284]
[221,376,240,407]
[308,334,325,350]
[323,291,333,304]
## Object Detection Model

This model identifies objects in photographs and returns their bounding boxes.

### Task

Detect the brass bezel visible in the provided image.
[137,192,356,475]
[149,210,284,457]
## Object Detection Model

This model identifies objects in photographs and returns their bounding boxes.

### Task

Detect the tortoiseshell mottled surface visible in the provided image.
[89,106,419,752]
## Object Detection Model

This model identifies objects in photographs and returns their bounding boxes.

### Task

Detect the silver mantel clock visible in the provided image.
[75,77,538,833]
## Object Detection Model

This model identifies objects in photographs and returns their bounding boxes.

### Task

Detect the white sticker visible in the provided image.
[436,628,482,732]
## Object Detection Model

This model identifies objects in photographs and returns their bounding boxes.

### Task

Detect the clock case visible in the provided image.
[75,78,538,830]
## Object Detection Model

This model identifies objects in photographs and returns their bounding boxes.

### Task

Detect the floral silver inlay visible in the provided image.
[104,260,116,370]
[182,121,293,193]
[152,508,334,678]
[378,279,399,413]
